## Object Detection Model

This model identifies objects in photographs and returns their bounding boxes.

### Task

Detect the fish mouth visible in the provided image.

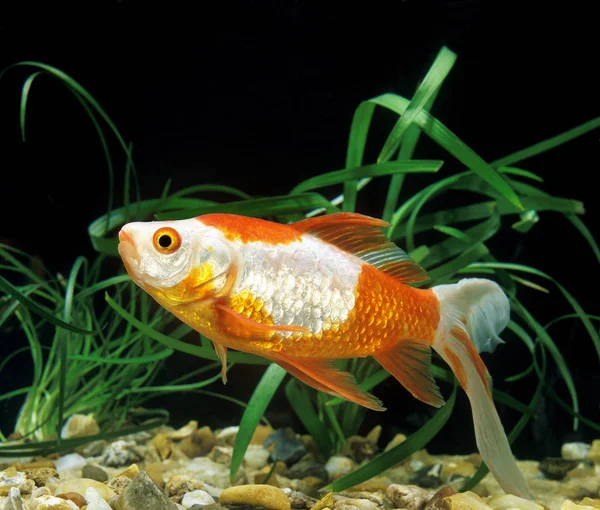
[117,228,140,276]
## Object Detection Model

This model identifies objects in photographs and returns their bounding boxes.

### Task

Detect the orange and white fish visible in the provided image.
[118,212,530,498]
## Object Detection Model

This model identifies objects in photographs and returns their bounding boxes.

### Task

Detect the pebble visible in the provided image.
[244,445,271,470]
[411,464,443,489]
[181,427,217,459]
[333,498,379,510]
[216,426,239,446]
[264,429,307,465]
[6,487,25,510]
[442,491,491,510]
[107,475,132,495]
[561,443,592,461]
[55,453,87,473]
[285,458,328,481]
[33,487,53,498]
[153,433,175,461]
[30,494,80,510]
[586,440,600,464]
[182,489,216,508]
[168,421,199,440]
[562,501,599,510]
[25,467,59,487]
[115,470,178,510]
[60,414,100,439]
[85,487,112,509]
[101,440,143,467]
[56,492,87,507]
[386,484,431,510]
[0,469,27,496]
[219,484,291,510]
[54,479,116,502]
[251,425,274,445]
[186,457,232,488]
[486,493,544,510]
[324,456,355,480]
[166,475,207,502]
[425,487,457,510]
[539,458,581,480]
[81,464,109,483]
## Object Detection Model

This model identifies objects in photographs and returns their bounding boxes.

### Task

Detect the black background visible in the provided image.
[1,2,598,459]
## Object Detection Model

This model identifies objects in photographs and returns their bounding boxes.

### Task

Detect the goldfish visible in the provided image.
[118,212,531,498]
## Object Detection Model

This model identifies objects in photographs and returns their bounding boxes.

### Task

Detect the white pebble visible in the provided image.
[85,487,112,509]
[244,445,270,470]
[55,452,87,472]
[181,489,216,508]
[325,455,354,479]
[561,442,591,460]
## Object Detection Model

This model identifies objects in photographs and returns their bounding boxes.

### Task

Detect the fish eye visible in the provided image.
[152,227,182,254]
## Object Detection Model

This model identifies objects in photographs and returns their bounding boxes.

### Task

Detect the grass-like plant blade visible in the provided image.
[370,94,523,210]
[230,364,287,480]
[69,349,173,364]
[323,385,456,492]
[379,47,455,219]
[0,275,94,335]
[565,214,600,263]
[291,161,443,195]
[491,116,600,168]
[19,71,41,142]
[156,193,337,221]
[378,47,456,163]
[285,379,333,455]
[343,101,376,211]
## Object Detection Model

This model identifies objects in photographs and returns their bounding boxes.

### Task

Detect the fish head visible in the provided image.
[118,218,236,306]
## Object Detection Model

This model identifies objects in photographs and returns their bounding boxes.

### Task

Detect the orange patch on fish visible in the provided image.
[228,289,273,325]
[199,214,302,245]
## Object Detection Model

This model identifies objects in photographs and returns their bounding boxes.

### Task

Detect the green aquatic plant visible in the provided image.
[1,47,599,494]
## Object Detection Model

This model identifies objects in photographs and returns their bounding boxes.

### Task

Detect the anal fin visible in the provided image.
[373,340,445,408]
[274,353,386,411]
[215,303,310,340]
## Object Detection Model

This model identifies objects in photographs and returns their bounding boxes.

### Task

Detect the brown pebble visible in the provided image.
[424,486,456,510]
[24,467,59,487]
[56,491,87,508]
[152,432,173,460]
[251,425,274,445]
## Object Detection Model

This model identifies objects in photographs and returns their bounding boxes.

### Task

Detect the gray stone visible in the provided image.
[410,463,443,489]
[264,429,307,465]
[82,464,109,482]
[101,440,143,467]
[114,470,178,510]
[285,459,328,481]
[539,457,580,480]
[6,487,25,510]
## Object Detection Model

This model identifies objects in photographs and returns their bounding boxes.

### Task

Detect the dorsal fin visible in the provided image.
[292,212,429,284]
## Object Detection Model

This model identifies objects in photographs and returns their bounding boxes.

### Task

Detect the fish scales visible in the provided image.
[227,237,439,357]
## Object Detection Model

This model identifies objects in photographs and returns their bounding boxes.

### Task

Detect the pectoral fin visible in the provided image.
[373,340,445,407]
[274,353,386,411]
[215,303,310,340]
[213,342,228,384]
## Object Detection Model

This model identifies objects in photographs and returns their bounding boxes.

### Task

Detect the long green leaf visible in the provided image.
[0,275,94,335]
[292,161,443,195]
[230,364,287,479]
[285,379,333,455]
[370,94,523,210]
